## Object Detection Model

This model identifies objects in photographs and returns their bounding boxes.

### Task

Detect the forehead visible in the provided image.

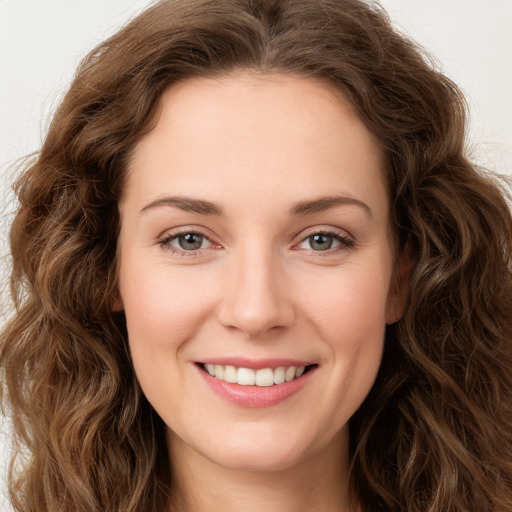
[123,71,387,216]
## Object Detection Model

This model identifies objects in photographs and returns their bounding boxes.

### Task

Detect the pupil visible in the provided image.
[311,234,332,250]
[179,233,202,250]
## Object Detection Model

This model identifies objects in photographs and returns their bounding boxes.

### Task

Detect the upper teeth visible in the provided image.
[204,364,306,386]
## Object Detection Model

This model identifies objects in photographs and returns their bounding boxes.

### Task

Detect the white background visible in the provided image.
[0,1,511,510]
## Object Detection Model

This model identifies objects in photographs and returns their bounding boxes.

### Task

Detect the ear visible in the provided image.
[385,240,412,325]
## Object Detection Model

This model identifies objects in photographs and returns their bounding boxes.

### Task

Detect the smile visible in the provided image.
[202,363,311,386]
[197,361,317,408]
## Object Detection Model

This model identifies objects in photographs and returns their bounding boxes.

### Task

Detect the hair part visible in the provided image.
[2,1,512,511]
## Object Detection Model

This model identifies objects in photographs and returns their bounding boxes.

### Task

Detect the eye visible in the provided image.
[296,231,354,252]
[306,233,337,251]
[160,232,212,252]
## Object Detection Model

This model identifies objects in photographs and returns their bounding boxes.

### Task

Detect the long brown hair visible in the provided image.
[2,1,511,510]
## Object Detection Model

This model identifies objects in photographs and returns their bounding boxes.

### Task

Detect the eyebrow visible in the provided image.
[289,195,372,218]
[140,196,224,216]
[139,194,371,218]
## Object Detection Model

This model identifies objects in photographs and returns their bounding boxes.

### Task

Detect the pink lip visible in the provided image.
[198,357,314,370]
[196,363,317,408]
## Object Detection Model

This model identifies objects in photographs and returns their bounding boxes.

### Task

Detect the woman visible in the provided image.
[1,0,511,511]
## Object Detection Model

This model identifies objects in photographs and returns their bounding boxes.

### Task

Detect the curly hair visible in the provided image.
[1,0,511,510]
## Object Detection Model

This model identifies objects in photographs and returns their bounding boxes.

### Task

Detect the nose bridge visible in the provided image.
[218,240,294,338]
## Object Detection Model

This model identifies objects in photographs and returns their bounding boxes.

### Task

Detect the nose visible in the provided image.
[217,249,295,339]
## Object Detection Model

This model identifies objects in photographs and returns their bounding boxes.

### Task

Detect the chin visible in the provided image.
[193,425,324,473]
[208,447,306,473]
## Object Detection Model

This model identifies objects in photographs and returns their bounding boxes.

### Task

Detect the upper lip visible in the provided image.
[197,357,315,370]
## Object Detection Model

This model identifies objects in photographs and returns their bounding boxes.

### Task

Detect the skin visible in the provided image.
[116,71,407,512]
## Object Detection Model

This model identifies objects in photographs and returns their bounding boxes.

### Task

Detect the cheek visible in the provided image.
[120,264,219,353]
[322,278,387,367]
[301,259,391,339]
[298,260,390,411]
[119,263,222,414]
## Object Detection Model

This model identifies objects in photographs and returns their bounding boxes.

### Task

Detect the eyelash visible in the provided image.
[158,230,216,256]
[294,229,355,255]
[158,228,355,256]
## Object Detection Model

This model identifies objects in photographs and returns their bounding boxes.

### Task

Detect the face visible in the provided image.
[116,72,404,473]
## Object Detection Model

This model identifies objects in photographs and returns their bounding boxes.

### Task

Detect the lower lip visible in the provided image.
[197,365,316,408]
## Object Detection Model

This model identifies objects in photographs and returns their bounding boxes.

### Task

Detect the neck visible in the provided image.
[166,428,359,512]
